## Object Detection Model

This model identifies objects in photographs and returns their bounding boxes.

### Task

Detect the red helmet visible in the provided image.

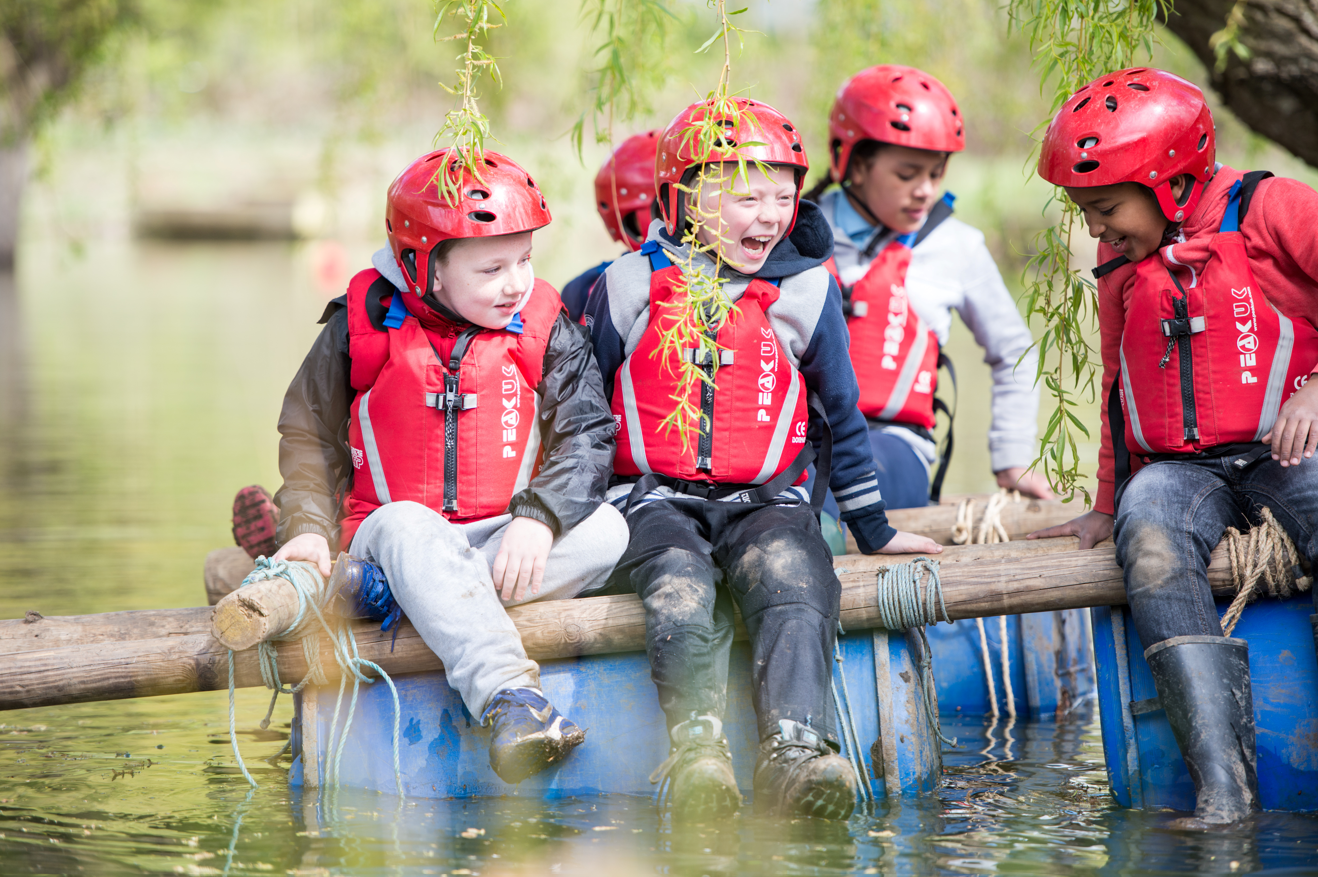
[385,149,551,296]
[1038,67,1216,222]
[595,130,660,251]
[655,98,809,236]
[828,65,965,183]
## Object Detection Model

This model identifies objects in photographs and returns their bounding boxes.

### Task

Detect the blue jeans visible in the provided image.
[809,426,932,523]
[1114,448,1318,651]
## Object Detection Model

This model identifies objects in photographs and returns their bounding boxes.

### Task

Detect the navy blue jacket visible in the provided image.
[584,204,898,552]
[561,260,611,323]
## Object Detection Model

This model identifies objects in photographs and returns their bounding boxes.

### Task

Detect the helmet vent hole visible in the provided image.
[526,176,535,188]
[1198,133,1208,150]
[466,188,490,200]
[1128,68,1146,74]
[1127,82,1149,92]
[891,75,903,83]
[599,201,609,210]
[1073,160,1101,174]
[1073,97,1091,112]
[791,143,803,152]
[1105,95,1118,111]
[951,107,959,116]
[540,198,547,209]
[919,81,931,90]
[468,210,497,223]
[1077,136,1099,149]
[782,123,794,132]
[1103,80,1115,87]
[895,103,913,113]
[484,158,499,168]
[386,218,393,233]
[890,120,912,133]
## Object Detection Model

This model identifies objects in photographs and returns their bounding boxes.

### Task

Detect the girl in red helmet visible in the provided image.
[803,65,1052,507]
[268,149,629,787]
[584,97,942,822]
[1030,67,1318,824]
[560,130,661,322]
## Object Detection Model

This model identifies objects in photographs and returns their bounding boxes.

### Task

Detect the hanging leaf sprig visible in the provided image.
[1008,0,1169,503]
[430,0,505,205]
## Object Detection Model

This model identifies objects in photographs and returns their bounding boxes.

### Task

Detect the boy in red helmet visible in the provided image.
[585,98,942,822]
[560,130,661,322]
[270,149,628,785]
[1030,68,1318,824]
[803,64,1051,507]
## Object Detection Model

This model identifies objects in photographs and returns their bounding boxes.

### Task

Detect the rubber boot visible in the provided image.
[649,715,741,822]
[753,719,857,820]
[1145,635,1259,824]
[481,687,587,784]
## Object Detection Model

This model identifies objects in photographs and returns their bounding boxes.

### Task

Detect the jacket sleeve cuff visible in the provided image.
[508,497,563,538]
[840,503,897,554]
[1094,481,1116,517]
[989,441,1037,475]
[279,519,337,549]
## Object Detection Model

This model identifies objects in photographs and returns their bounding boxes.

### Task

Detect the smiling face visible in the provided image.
[691,163,798,274]
[1065,179,1187,264]
[430,232,535,329]
[847,144,948,234]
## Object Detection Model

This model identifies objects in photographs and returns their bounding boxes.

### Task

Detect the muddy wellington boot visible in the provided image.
[649,715,741,822]
[481,688,587,784]
[1145,635,1259,824]
[753,719,857,820]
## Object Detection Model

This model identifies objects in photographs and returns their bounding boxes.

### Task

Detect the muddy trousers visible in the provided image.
[1114,449,1318,650]
[612,499,842,744]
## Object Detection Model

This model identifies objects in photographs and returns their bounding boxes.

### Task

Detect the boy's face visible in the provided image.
[430,233,535,330]
[691,163,797,274]
[1065,182,1180,264]
[848,145,947,235]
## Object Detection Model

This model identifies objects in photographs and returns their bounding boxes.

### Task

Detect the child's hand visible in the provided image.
[1027,510,1113,549]
[1263,376,1318,467]
[876,531,944,555]
[995,467,1056,500]
[272,532,333,577]
[493,516,555,603]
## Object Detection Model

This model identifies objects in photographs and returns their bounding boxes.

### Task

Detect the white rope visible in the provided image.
[974,617,998,719]
[954,490,1020,717]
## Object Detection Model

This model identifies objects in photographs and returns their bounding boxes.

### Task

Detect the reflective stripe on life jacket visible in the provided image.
[1118,172,1318,455]
[611,242,810,486]
[338,269,561,549]
[824,192,953,430]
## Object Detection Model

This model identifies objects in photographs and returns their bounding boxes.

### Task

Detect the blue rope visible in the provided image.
[873,557,957,748]
[227,557,404,797]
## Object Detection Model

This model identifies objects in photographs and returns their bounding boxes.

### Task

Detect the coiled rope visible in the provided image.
[1221,506,1314,637]
[227,557,404,797]
[873,557,956,747]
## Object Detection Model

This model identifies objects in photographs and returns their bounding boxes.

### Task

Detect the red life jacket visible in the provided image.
[611,243,810,487]
[339,269,561,549]
[1113,173,1318,455]
[824,193,954,430]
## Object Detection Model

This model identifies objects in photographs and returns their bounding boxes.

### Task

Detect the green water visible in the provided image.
[2,240,1317,875]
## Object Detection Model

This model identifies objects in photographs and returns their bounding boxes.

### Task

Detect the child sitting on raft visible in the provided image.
[584,98,942,822]
[804,65,1051,507]
[269,149,629,785]
[1030,68,1318,824]
[561,130,660,323]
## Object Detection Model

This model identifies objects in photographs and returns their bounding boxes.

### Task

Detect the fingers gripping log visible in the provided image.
[0,537,1245,711]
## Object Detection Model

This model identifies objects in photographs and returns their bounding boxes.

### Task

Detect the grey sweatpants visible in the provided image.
[349,500,629,716]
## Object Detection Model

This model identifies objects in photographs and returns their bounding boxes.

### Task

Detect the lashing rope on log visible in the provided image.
[1221,506,1313,637]
[873,557,956,747]
[226,557,403,796]
[953,489,1018,718]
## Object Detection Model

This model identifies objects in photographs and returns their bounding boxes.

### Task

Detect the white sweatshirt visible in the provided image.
[818,188,1041,473]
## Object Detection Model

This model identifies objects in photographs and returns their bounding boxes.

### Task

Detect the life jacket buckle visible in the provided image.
[426,391,478,411]
[1160,316,1205,337]
[681,348,734,366]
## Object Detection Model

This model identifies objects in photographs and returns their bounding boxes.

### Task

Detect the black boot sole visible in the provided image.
[490,726,587,784]
[671,779,741,823]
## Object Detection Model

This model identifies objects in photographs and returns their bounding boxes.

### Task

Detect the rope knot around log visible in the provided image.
[1221,506,1313,637]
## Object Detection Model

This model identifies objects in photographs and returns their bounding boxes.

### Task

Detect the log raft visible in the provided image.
[0,537,1243,712]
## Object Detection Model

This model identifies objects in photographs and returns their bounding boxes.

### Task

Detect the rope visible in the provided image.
[226,557,404,798]
[1221,506,1314,637]
[831,622,875,806]
[954,490,1019,717]
[872,557,956,747]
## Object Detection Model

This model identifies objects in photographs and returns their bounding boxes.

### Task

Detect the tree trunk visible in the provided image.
[1164,0,1318,168]
[0,140,25,270]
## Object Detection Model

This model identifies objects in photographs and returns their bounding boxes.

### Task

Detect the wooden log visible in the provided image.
[0,608,214,654]
[853,496,1079,549]
[205,547,256,606]
[0,537,1244,712]
[211,580,306,651]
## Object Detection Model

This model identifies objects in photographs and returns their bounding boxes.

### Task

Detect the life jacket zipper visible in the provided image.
[424,326,483,513]
[697,327,717,471]
[1161,270,1199,443]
